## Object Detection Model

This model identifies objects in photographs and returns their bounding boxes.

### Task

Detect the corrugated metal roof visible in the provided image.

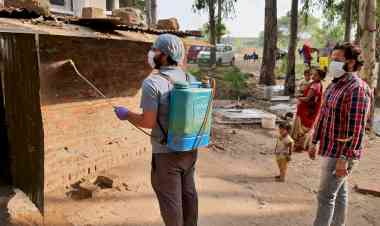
[0,7,41,19]
[0,18,211,47]
[0,7,203,37]
[70,18,202,37]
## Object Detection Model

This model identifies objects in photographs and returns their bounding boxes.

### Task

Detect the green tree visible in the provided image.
[301,0,358,41]
[194,0,217,66]
[276,14,340,49]
[201,22,229,40]
[119,0,145,10]
[193,0,237,66]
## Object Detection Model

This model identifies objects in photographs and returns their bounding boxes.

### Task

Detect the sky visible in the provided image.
[157,0,292,38]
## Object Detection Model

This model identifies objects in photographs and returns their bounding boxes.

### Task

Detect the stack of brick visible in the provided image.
[82,7,105,18]
[112,7,146,27]
[4,0,50,16]
[157,18,180,31]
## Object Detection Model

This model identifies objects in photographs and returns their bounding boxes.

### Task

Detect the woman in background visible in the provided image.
[292,68,326,153]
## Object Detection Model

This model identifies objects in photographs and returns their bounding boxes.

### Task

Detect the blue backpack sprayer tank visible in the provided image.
[165,80,214,151]
[155,75,214,152]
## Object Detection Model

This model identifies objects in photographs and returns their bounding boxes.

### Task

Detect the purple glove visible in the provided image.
[114,106,129,120]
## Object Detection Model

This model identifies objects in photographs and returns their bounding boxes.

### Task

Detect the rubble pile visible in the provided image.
[112,7,146,27]
[157,18,180,31]
[4,0,50,16]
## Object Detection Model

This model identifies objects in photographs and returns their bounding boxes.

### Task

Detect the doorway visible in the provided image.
[0,71,11,186]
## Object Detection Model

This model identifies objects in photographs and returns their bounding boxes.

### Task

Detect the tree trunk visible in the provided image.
[355,0,361,43]
[151,0,157,25]
[344,0,353,42]
[359,0,377,131]
[376,16,380,105]
[217,0,223,43]
[209,0,217,67]
[359,0,377,87]
[145,0,151,26]
[377,60,380,105]
[284,0,298,96]
[260,0,277,85]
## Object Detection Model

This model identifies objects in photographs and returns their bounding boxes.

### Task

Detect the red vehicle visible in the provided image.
[187,45,207,63]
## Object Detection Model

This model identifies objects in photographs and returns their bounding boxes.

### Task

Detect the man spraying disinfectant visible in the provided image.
[114,34,212,226]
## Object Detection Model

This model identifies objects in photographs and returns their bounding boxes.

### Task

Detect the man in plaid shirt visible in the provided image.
[309,43,372,226]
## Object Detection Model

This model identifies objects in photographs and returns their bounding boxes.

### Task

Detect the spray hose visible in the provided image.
[192,79,216,150]
[66,59,215,150]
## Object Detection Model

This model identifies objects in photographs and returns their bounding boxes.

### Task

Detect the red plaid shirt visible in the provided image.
[312,73,372,160]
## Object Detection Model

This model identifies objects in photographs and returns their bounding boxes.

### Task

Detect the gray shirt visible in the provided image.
[140,66,197,153]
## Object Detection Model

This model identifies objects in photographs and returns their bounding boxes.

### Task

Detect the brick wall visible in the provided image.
[38,35,153,192]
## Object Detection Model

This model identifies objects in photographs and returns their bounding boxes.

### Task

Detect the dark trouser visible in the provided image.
[151,151,198,226]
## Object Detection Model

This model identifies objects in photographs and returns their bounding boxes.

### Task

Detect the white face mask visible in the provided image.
[147,50,156,69]
[328,61,346,78]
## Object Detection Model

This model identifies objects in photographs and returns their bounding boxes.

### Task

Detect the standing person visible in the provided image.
[114,34,199,226]
[274,122,294,182]
[292,68,325,152]
[309,43,372,226]
[295,69,312,97]
[301,43,313,67]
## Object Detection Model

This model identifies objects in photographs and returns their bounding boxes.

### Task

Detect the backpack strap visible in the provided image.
[156,73,171,145]
[156,104,168,145]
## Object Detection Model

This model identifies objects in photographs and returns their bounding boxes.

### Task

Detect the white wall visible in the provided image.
[50,0,120,16]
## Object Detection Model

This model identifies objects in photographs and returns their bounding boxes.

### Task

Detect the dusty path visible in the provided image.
[43,123,380,226]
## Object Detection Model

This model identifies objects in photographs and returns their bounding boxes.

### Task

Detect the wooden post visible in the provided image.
[0,33,44,213]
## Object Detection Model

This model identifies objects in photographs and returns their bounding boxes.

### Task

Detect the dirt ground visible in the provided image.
[39,59,379,226]
[37,118,380,226]
[1,58,379,226]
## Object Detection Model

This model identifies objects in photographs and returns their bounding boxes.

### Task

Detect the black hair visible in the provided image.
[279,121,292,132]
[167,55,178,66]
[333,42,363,71]
[312,68,327,80]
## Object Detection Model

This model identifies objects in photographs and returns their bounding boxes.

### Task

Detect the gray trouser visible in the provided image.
[313,157,358,226]
[151,151,198,226]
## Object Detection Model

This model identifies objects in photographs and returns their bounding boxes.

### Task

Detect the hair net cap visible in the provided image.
[152,34,185,63]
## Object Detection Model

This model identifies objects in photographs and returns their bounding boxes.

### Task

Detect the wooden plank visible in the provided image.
[355,183,380,197]
[0,32,44,212]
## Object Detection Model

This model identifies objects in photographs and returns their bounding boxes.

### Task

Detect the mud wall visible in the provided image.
[38,35,153,192]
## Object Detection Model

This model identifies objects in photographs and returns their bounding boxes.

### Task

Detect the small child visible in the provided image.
[296,69,311,97]
[275,122,294,182]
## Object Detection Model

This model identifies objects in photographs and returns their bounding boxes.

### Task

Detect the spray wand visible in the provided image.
[62,59,154,138]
